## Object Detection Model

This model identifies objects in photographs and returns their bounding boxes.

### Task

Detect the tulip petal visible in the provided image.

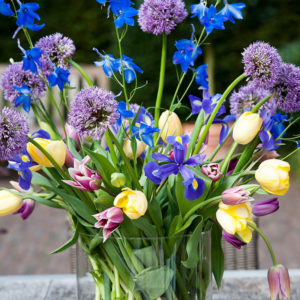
[268,268,280,300]
[216,209,236,235]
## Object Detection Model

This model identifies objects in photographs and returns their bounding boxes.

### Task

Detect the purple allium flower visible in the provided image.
[222,230,246,249]
[273,63,300,113]
[68,87,119,140]
[230,82,276,117]
[1,63,46,105]
[138,0,187,35]
[0,107,29,161]
[242,41,282,90]
[35,33,75,78]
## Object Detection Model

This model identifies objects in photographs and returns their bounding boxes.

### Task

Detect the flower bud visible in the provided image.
[222,230,246,249]
[222,186,254,205]
[201,163,222,181]
[111,173,126,188]
[233,112,262,145]
[0,190,23,216]
[123,139,146,160]
[64,146,74,168]
[13,199,35,220]
[27,138,66,167]
[255,159,290,196]
[65,123,80,146]
[158,110,183,142]
[268,264,290,300]
[114,188,148,220]
[253,198,279,217]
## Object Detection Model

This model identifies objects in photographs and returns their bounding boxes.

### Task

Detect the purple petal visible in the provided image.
[184,154,206,166]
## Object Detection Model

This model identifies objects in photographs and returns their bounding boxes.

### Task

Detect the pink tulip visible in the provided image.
[63,156,102,191]
[222,186,254,205]
[268,264,291,300]
[65,123,80,146]
[64,146,74,168]
[93,207,124,242]
[201,163,222,181]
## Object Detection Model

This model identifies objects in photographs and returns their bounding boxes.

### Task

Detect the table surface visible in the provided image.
[0,269,299,300]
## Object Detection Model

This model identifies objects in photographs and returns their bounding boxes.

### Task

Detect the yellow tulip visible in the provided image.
[216,202,254,243]
[27,138,66,167]
[158,110,183,142]
[233,112,262,145]
[123,139,146,160]
[0,190,23,216]
[114,188,148,220]
[255,159,290,196]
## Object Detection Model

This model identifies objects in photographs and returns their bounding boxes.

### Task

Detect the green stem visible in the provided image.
[154,34,167,137]
[282,147,300,160]
[193,73,246,155]
[251,95,272,113]
[276,115,300,141]
[88,256,103,300]
[247,222,277,265]
[220,141,238,174]
[114,266,121,299]
[22,28,33,48]
[65,59,94,87]
[104,132,118,168]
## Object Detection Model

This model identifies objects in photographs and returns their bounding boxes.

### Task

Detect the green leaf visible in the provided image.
[211,223,224,288]
[134,246,158,268]
[89,234,104,253]
[209,174,241,198]
[175,214,199,234]
[132,217,158,238]
[94,190,114,210]
[50,223,79,254]
[181,219,203,268]
[133,266,174,299]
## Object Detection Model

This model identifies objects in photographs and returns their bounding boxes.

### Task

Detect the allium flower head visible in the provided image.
[68,87,119,140]
[273,63,300,113]
[138,0,187,35]
[242,41,282,90]
[35,33,75,77]
[230,82,276,117]
[1,62,46,105]
[0,107,29,161]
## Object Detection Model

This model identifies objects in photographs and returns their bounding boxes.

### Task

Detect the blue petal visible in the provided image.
[183,177,205,201]
[152,153,173,162]
[144,161,162,184]
[0,0,13,16]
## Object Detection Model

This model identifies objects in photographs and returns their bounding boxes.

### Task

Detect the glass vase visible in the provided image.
[76,232,212,300]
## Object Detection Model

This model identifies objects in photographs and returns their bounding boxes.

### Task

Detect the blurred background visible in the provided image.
[0,0,299,275]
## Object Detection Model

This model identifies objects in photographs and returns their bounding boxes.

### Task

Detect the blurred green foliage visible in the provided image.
[0,0,299,119]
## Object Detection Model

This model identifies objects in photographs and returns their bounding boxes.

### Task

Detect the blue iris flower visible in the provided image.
[8,150,38,190]
[12,84,32,113]
[191,1,207,19]
[220,2,246,24]
[31,129,51,140]
[173,39,202,73]
[22,47,43,74]
[195,64,209,89]
[93,48,116,77]
[114,55,143,84]
[110,0,138,28]
[48,68,70,91]
[0,0,13,16]
[131,123,159,148]
[117,101,134,126]
[200,4,225,34]
[214,115,236,145]
[16,2,45,31]
[144,135,206,200]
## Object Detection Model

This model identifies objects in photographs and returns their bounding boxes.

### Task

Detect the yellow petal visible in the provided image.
[46,141,66,167]
[0,191,23,216]
[216,209,236,235]
[159,111,183,142]
[237,226,253,243]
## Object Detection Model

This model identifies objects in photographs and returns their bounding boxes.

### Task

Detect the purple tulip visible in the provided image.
[63,156,102,191]
[93,207,124,242]
[13,198,35,220]
[226,157,238,175]
[201,163,222,182]
[64,146,74,168]
[222,230,246,249]
[268,264,290,300]
[253,198,279,217]
[222,186,254,205]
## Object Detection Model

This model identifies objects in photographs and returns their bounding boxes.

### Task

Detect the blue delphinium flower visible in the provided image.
[48,68,70,91]
[117,101,134,126]
[195,64,209,89]
[220,1,246,24]
[131,123,159,148]
[93,48,116,77]
[200,4,225,34]
[22,48,43,74]
[173,39,202,73]
[96,0,106,4]
[191,1,207,19]
[0,0,13,16]
[12,84,32,113]
[16,2,45,31]
[110,0,138,28]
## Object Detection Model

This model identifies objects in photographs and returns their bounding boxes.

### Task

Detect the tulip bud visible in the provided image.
[233,112,262,145]
[27,138,66,167]
[123,139,146,160]
[201,163,222,181]
[222,186,254,205]
[255,159,290,196]
[159,111,183,142]
[0,190,23,216]
[114,188,148,220]
[13,199,35,220]
[65,123,80,146]
[268,264,290,300]
[222,230,246,249]
[111,173,126,188]
[253,198,279,217]
[64,146,74,168]
[93,207,124,242]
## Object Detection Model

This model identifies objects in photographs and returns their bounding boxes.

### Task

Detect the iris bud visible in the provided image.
[159,111,183,142]
[111,173,126,188]
[233,112,262,145]
[0,190,23,216]
[255,159,290,196]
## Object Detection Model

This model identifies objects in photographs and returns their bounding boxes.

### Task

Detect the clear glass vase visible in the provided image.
[76,232,212,300]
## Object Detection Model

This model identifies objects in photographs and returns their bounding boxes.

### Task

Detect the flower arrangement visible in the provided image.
[0,0,299,299]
